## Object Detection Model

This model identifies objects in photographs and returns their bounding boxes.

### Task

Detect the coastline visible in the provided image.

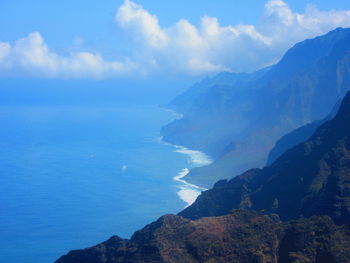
[158,136,212,207]
[158,107,184,120]
[158,106,213,207]
[173,168,207,208]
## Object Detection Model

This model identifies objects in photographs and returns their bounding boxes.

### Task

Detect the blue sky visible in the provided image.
[1,0,350,78]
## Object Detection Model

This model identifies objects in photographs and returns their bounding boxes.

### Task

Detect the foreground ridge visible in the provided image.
[55,210,350,263]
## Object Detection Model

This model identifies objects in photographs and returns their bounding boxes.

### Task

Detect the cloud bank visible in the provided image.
[1,0,350,78]
[115,0,350,75]
[0,32,137,78]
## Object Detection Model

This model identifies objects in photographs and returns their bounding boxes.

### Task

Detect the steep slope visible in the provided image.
[179,91,350,224]
[55,211,350,263]
[267,99,341,165]
[161,68,269,158]
[267,119,326,165]
[167,70,266,114]
[56,91,350,263]
[162,27,350,187]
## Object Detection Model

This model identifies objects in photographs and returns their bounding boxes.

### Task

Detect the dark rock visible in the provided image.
[180,91,350,225]
[56,211,350,263]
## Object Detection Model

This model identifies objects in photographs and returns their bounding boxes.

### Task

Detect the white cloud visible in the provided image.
[115,0,350,75]
[0,32,138,78]
[0,42,11,69]
[259,1,350,48]
[1,0,350,78]
[116,0,167,48]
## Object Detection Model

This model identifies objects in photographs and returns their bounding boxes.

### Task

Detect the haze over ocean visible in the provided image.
[0,79,206,263]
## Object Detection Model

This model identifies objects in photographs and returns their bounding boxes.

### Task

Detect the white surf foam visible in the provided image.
[173,168,205,190]
[159,109,213,207]
[173,146,212,166]
[158,138,212,166]
[173,168,207,207]
[170,145,212,207]
[177,188,202,208]
[160,107,184,120]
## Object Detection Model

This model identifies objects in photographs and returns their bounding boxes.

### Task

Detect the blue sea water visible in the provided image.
[0,94,206,263]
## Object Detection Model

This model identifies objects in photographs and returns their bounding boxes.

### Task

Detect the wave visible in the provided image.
[173,168,206,190]
[158,137,212,167]
[158,107,213,207]
[158,137,212,207]
[173,168,207,207]
[173,146,212,166]
[158,107,184,120]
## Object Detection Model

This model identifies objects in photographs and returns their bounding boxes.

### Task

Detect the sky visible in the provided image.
[1,0,350,79]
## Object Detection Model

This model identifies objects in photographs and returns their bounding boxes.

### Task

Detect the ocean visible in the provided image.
[0,98,211,263]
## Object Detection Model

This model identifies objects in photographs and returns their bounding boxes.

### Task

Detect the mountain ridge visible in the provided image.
[55,29,350,263]
[267,99,341,165]
[162,27,350,188]
[55,210,350,263]
[179,90,350,225]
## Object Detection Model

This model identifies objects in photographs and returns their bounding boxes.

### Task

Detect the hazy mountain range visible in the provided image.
[162,27,350,188]
[57,75,350,263]
[56,28,350,263]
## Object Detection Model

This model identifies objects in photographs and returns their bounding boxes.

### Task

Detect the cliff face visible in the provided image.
[266,99,341,165]
[56,89,350,263]
[55,30,350,263]
[162,27,350,188]
[179,91,350,225]
[55,211,350,263]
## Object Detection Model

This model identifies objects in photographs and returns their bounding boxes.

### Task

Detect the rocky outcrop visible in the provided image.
[56,210,350,263]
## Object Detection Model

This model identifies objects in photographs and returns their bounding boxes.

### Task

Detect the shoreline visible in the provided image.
[173,168,207,208]
[158,136,212,207]
[158,106,212,207]
[158,107,184,120]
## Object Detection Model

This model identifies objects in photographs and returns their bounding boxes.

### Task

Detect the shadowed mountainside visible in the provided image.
[55,30,350,263]
[55,210,350,263]
[179,91,350,225]
[162,27,350,188]
[267,100,341,165]
[56,84,350,263]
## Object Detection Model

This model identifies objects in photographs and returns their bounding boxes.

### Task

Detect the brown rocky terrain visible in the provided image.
[55,210,350,263]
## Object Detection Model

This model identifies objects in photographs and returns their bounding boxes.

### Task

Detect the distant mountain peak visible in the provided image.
[269,27,350,78]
